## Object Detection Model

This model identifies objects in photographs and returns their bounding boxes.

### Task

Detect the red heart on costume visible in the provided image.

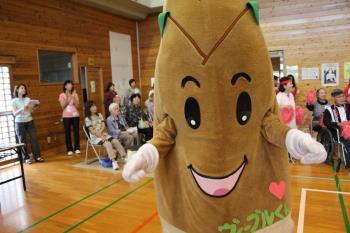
[269,181,286,200]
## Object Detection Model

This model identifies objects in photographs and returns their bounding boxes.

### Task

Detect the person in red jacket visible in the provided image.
[343,80,350,103]
[104,82,117,117]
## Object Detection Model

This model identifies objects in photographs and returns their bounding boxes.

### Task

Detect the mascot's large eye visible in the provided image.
[236,92,251,125]
[185,97,201,129]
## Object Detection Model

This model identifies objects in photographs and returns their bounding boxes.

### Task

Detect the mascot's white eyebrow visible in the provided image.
[181,76,200,88]
[231,72,252,86]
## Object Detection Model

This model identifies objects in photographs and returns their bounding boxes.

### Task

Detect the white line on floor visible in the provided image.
[306,188,350,195]
[297,188,350,233]
[291,175,350,182]
[297,188,307,233]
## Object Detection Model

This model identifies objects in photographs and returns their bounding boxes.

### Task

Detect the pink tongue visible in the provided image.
[213,188,230,196]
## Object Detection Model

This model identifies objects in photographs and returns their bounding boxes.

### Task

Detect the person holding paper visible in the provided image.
[12,84,44,164]
[59,80,80,156]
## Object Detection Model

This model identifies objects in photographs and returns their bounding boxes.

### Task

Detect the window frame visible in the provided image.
[0,63,17,145]
[0,63,14,115]
[37,47,79,85]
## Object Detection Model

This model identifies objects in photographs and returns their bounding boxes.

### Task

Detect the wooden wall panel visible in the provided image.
[138,14,160,102]
[1,0,349,152]
[260,0,350,127]
[138,0,350,128]
[0,0,139,151]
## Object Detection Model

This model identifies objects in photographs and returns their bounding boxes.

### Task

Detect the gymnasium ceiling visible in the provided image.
[72,0,163,20]
[259,1,350,43]
[260,0,350,63]
[72,0,350,39]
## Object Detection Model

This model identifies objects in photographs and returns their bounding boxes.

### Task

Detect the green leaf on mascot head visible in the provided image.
[247,1,260,25]
[158,11,170,37]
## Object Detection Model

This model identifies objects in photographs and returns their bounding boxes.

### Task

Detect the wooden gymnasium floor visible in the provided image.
[1,144,350,233]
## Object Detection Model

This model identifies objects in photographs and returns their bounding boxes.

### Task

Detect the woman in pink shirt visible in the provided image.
[59,80,80,156]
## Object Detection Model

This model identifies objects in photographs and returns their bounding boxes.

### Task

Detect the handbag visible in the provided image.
[138,118,150,129]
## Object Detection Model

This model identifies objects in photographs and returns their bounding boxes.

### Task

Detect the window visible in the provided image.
[0,65,16,145]
[38,50,75,83]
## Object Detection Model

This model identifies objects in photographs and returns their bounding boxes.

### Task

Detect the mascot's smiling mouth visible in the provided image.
[188,156,248,198]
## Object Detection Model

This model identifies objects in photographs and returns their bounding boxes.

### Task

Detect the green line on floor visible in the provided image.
[64,178,154,233]
[333,165,350,233]
[18,178,124,233]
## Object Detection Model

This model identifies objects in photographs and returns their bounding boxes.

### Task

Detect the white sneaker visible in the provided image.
[25,159,33,164]
[112,161,119,170]
[75,150,81,154]
[67,151,73,156]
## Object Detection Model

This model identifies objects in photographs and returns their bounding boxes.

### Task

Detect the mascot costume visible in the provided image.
[123,1,327,232]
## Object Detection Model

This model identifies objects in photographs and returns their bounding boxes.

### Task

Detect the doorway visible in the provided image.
[80,66,104,117]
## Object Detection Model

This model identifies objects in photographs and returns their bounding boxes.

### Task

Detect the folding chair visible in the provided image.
[83,126,105,164]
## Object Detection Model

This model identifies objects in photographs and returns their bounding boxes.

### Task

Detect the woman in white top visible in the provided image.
[276,77,297,129]
[12,84,44,164]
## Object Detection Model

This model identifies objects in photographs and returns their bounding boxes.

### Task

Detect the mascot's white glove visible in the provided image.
[122,143,159,183]
[285,129,327,164]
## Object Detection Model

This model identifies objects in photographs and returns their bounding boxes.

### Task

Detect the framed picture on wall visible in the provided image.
[344,62,350,83]
[321,63,339,86]
[301,67,319,80]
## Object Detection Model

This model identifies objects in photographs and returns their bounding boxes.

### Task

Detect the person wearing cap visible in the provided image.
[323,89,350,129]
[323,89,350,166]
[276,76,297,129]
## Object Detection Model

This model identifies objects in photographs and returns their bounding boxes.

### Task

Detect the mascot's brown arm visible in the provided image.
[261,98,290,148]
[149,115,177,157]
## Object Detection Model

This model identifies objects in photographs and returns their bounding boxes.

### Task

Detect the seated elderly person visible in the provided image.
[145,90,154,125]
[126,93,153,141]
[306,88,329,132]
[323,89,350,167]
[107,103,138,148]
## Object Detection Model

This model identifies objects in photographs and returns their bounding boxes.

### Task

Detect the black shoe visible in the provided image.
[324,158,332,165]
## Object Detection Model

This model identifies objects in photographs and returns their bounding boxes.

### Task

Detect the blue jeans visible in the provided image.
[15,120,41,160]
